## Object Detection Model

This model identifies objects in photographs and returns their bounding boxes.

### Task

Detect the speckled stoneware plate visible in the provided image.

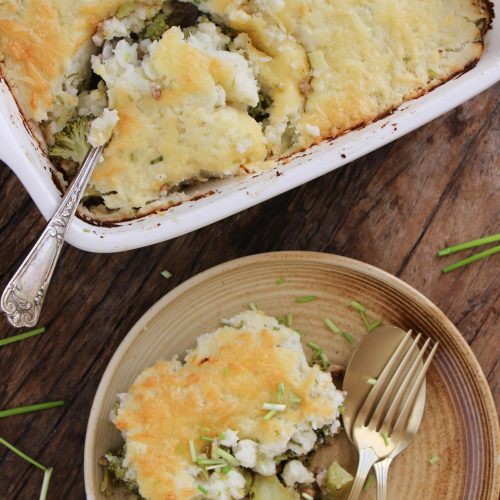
[84,252,499,499]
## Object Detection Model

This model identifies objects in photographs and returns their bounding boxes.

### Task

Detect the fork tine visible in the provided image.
[390,341,439,434]
[374,338,431,431]
[353,330,415,426]
[365,334,424,428]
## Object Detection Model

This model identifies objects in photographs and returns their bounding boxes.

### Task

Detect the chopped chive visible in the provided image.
[273,326,280,331]
[341,331,355,344]
[197,458,226,466]
[197,485,209,495]
[286,313,293,328]
[306,341,322,351]
[262,403,286,411]
[217,432,225,440]
[302,493,314,500]
[220,318,232,326]
[248,302,258,312]
[263,410,277,421]
[278,382,285,396]
[177,443,185,456]
[428,454,440,465]
[363,473,375,492]
[39,467,53,500]
[295,295,317,303]
[368,319,383,332]
[223,367,229,377]
[221,465,231,475]
[319,351,330,369]
[201,426,211,433]
[289,395,301,404]
[359,311,371,330]
[0,401,64,420]
[0,437,46,471]
[160,270,172,279]
[188,439,197,463]
[338,405,345,415]
[150,155,163,164]
[381,432,390,446]
[214,447,239,466]
[206,464,227,470]
[276,277,285,285]
[200,436,214,442]
[83,228,90,234]
[437,234,500,256]
[0,327,46,348]
[366,378,377,385]
[350,300,366,313]
[441,245,500,273]
[274,454,289,462]
[325,318,340,334]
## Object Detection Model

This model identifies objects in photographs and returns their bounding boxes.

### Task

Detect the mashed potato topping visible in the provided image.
[112,311,344,499]
[0,0,492,219]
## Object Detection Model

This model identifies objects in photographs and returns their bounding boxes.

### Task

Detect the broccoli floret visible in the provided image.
[142,12,169,41]
[100,448,141,497]
[48,115,91,164]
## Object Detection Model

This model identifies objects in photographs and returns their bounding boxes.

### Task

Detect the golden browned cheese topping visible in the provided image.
[114,312,341,499]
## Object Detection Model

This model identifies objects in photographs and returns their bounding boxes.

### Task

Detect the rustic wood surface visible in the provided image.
[0,84,498,499]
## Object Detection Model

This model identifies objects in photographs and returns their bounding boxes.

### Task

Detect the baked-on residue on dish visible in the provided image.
[105,310,345,499]
[0,1,493,220]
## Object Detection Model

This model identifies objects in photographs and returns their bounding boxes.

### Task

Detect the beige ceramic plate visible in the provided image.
[84,252,499,500]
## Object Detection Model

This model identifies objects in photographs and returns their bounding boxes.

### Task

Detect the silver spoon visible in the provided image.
[1,146,103,328]
[342,326,426,499]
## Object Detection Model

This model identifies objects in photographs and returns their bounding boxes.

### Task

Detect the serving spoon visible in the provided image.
[1,146,103,328]
[342,326,426,499]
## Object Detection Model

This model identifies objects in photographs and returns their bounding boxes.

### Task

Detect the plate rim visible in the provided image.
[84,251,500,498]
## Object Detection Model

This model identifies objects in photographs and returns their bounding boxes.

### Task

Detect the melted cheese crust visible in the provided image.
[114,312,341,500]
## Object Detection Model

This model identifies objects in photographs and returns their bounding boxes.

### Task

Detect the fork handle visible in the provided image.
[347,447,379,500]
[374,456,393,500]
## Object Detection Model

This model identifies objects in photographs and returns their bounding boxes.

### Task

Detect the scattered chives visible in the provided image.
[177,443,185,456]
[0,327,46,348]
[39,468,53,500]
[341,331,355,344]
[197,458,226,466]
[278,383,285,397]
[381,432,390,446]
[220,318,232,326]
[441,246,500,273]
[223,367,229,377]
[160,270,172,279]
[0,401,64,419]
[302,493,314,500]
[295,295,317,303]
[368,319,383,332]
[217,433,225,440]
[319,351,330,369]
[289,395,301,404]
[262,403,286,412]
[363,473,375,492]
[428,454,440,465]
[263,410,277,421]
[325,318,340,334]
[338,405,345,415]
[307,341,322,351]
[221,465,231,475]
[214,448,239,466]
[197,485,209,495]
[206,464,226,471]
[200,436,214,442]
[276,277,285,285]
[350,300,366,313]
[437,234,500,256]
[248,302,258,312]
[286,313,293,328]
[359,311,371,330]
[83,228,90,234]
[188,439,197,463]
[366,378,377,385]
[0,437,46,471]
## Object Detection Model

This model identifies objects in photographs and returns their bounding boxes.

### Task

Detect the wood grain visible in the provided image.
[0,83,498,499]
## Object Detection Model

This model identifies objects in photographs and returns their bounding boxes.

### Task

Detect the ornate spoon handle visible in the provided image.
[1,146,103,328]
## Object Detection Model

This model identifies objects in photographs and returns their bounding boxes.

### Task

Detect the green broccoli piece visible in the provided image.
[142,12,169,41]
[48,115,91,164]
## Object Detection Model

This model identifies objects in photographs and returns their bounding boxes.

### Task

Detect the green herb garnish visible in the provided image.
[262,403,286,411]
[437,234,500,256]
[285,313,293,328]
[441,246,500,274]
[325,318,340,334]
[363,473,375,492]
[214,447,239,466]
[381,432,390,446]
[160,270,172,279]
[366,378,377,386]
[200,436,214,442]
[428,454,440,465]
[276,277,285,285]
[189,439,197,463]
[350,300,366,313]
[248,302,258,312]
[223,367,229,377]
[289,394,301,404]
[263,410,277,421]
[0,436,47,470]
[368,319,383,332]
[341,331,355,344]
[39,468,53,500]
[0,327,46,348]
[0,400,63,419]
[278,382,285,397]
[307,341,322,351]
[197,485,209,495]
[295,295,317,303]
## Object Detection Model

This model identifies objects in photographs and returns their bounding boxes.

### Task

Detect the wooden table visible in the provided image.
[0,84,498,499]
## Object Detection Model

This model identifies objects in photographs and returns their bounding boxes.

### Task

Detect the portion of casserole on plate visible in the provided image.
[102,311,346,499]
[0,1,493,221]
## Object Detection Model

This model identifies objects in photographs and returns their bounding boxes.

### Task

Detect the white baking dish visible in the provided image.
[1,9,499,253]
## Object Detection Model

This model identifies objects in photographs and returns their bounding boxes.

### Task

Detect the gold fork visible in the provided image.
[346,331,438,500]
